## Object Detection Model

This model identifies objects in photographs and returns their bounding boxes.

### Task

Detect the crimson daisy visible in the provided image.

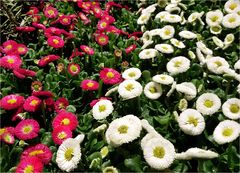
[99,68,122,85]
[80,79,99,91]
[23,96,42,112]
[15,119,40,140]
[0,94,25,110]
[52,111,78,130]
[52,126,72,145]
[67,63,80,76]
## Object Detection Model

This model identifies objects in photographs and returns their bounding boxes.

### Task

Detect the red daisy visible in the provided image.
[54,97,69,113]
[2,40,17,54]
[44,27,63,37]
[44,6,58,18]
[16,44,28,55]
[23,96,42,112]
[52,126,72,145]
[13,68,36,79]
[59,15,72,25]
[0,94,25,110]
[47,36,64,48]
[97,19,109,31]
[31,81,43,92]
[44,98,55,112]
[101,15,115,24]
[26,7,39,15]
[80,79,99,91]
[125,44,137,54]
[68,63,80,76]
[38,54,60,67]
[0,55,22,70]
[95,34,109,46]
[2,132,15,144]
[32,91,54,99]
[15,119,40,140]
[16,26,35,32]
[32,15,41,23]
[21,143,52,165]
[16,156,43,173]
[92,6,103,18]
[106,26,121,34]
[99,68,122,85]
[52,111,78,130]
[80,45,94,55]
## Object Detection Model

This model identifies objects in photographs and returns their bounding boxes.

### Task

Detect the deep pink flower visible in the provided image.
[38,54,60,67]
[52,111,78,130]
[68,63,80,76]
[78,1,92,10]
[32,91,54,99]
[32,15,41,23]
[47,36,64,48]
[16,44,28,55]
[97,20,109,31]
[16,156,43,173]
[11,106,24,121]
[2,40,17,54]
[80,79,99,91]
[59,15,72,25]
[0,55,22,69]
[15,119,40,140]
[95,34,109,46]
[44,27,63,37]
[99,68,122,85]
[0,127,14,139]
[23,96,42,112]
[80,45,94,55]
[92,6,103,18]
[101,15,115,24]
[44,98,55,112]
[54,97,69,113]
[125,44,137,54]
[16,26,35,32]
[13,68,36,79]
[0,94,25,110]
[2,131,15,144]
[32,22,46,30]
[106,26,121,34]
[44,6,58,18]
[69,48,84,60]
[52,126,72,145]
[26,7,39,15]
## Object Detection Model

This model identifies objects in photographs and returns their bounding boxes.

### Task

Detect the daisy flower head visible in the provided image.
[179,31,197,39]
[16,44,28,55]
[21,143,53,165]
[224,0,240,14]
[176,82,197,100]
[222,13,240,28]
[16,156,43,173]
[222,98,240,120]
[234,59,240,70]
[52,111,78,130]
[105,115,142,147]
[142,31,152,43]
[0,55,22,70]
[159,25,175,40]
[206,10,223,26]
[92,99,113,120]
[2,131,15,144]
[54,97,69,113]
[196,41,213,55]
[144,82,162,100]
[122,67,141,80]
[95,34,109,46]
[15,119,40,140]
[81,79,99,91]
[152,74,174,85]
[206,56,230,74]
[170,38,185,49]
[125,44,137,54]
[68,63,80,76]
[118,79,143,100]
[149,29,162,36]
[166,56,190,75]
[213,120,240,145]
[103,166,118,173]
[139,49,158,59]
[178,109,205,135]
[100,68,122,85]
[155,44,174,54]
[155,11,170,21]
[38,54,60,67]
[137,12,151,25]
[59,15,72,25]
[44,6,58,18]
[165,14,182,23]
[188,11,204,23]
[212,36,224,48]
[196,93,221,115]
[143,137,175,170]
[2,40,17,54]
[97,19,109,31]
[23,96,41,112]
[52,126,72,145]
[0,94,24,110]
[80,45,94,55]
[47,36,64,48]
[210,25,222,35]
[224,33,235,45]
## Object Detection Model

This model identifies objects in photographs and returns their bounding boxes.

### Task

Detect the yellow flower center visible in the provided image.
[106,72,114,78]
[118,125,129,134]
[160,76,166,80]
[44,57,50,62]
[128,72,136,77]
[18,47,25,52]
[62,18,69,23]
[23,125,33,134]
[125,84,134,91]
[29,150,44,156]
[87,82,94,87]
[141,16,147,21]
[229,3,237,10]
[30,100,39,106]
[187,116,198,127]
[48,10,54,15]
[3,134,11,143]
[229,104,239,113]
[7,99,17,104]
[99,37,106,43]
[164,29,171,35]
[7,58,14,64]
[101,22,107,27]
[145,51,150,55]
[6,45,12,50]
[99,105,106,112]
[162,46,169,50]
[24,165,34,173]
[228,17,236,23]
[153,146,165,158]
[0,128,6,135]
[53,39,59,44]
[57,132,67,139]
[204,100,214,108]
[222,128,233,137]
[149,86,157,93]
[64,148,74,161]
[174,61,182,67]
[61,118,70,125]
[214,61,222,67]
[211,26,221,32]
[211,16,219,22]
[70,65,78,72]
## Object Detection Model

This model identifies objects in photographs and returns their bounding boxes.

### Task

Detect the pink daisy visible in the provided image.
[54,97,69,113]
[21,143,52,165]
[23,96,42,112]
[95,34,109,46]
[2,40,17,54]
[16,26,35,32]
[44,6,58,19]
[0,127,14,140]
[101,15,115,24]
[92,6,102,18]
[47,36,64,48]
[32,91,54,99]
[52,126,72,145]
[38,54,60,67]
[52,111,78,130]
[97,20,109,31]
[44,27,63,37]
[125,44,137,54]
[44,98,55,112]
[16,44,28,55]
[2,132,15,144]
[13,68,36,79]
[80,45,94,55]
[16,156,43,173]
[15,119,40,140]
[26,7,39,15]
[59,15,72,25]
[67,63,80,76]
[80,79,99,91]
[106,26,121,34]
[32,15,41,23]
[99,68,122,85]
[0,94,25,110]
[0,55,22,70]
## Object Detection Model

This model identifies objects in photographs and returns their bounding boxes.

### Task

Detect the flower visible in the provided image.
[16,26,35,32]
[103,166,118,173]
[144,82,162,100]
[95,34,109,46]
[68,63,80,76]
[2,40,17,54]
[210,25,222,35]
[170,38,185,49]
[16,44,28,55]
[55,97,69,113]
[21,143,53,165]
[212,36,224,48]
[222,13,240,28]
[81,79,99,91]
[155,44,174,54]
[44,6,58,18]
[179,31,197,39]
[206,10,223,26]
[137,13,151,25]
[165,14,182,23]
[142,4,157,14]
[155,11,170,21]
[92,99,113,120]
[0,55,22,70]
[188,12,204,23]
[224,0,240,14]
[93,124,107,133]
[105,115,142,147]
[97,20,109,30]
[38,54,60,67]
[56,135,84,172]
[52,111,78,130]
[159,25,175,40]
[23,96,42,112]
[176,82,197,100]
[234,59,240,70]
[152,74,174,85]
[206,56,230,74]
[13,68,36,79]
[196,93,221,115]
[2,131,15,144]
[142,31,152,44]
[80,45,94,55]
[32,91,53,99]
[52,126,72,145]
[99,68,122,85]
[176,148,219,160]
[222,98,240,120]
[178,109,205,135]
[122,68,141,80]
[196,41,213,55]
[0,94,24,110]
[142,137,175,170]
[15,119,40,140]
[125,44,137,54]
[224,33,235,46]
[166,56,190,75]
[118,79,143,100]
[59,15,72,25]
[213,120,240,145]
[139,49,158,59]
[16,156,43,173]
[47,36,64,48]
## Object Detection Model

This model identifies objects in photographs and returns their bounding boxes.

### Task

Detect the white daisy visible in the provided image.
[224,33,235,45]
[142,31,152,44]
[152,74,174,85]
[165,14,182,23]
[155,11,170,22]
[176,148,219,160]
[155,44,174,54]
[92,100,114,120]
[141,40,154,49]
[118,79,143,100]
[139,49,158,59]
[166,81,177,97]
[141,119,163,137]
[212,36,224,48]
[196,41,213,55]
[178,109,205,135]
[196,93,221,115]
[188,11,204,23]
[122,68,141,80]
[105,86,119,97]
[165,3,178,12]
[237,84,240,94]
[210,25,222,35]
[213,120,240,145]
[234,59,240,70]
[178,98,188,111]
[170,38,186,49]
[142,3,157,14]
[196,48,206,65]
[137,12,151,25]
[176,82,197,100]
[171,0,182,4]
[159,25,175,40]
[142,137,175,170]
[56,135,84,172]
[179,31,197,39]
[105,115,142,147]
[206,10,223,26]
[222,98,240,120]
[222,13,240,28]
[188,51,196,60]
[206,56,230,74]
[166,56,190,75]
[103,166,118,173]
[224,0,240,14]
[93,124,107,133]
[149,29,162,36]
[144,82,162,100]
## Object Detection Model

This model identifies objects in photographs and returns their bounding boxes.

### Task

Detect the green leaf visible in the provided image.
[66,105,76,113]
[124,155,143,172]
